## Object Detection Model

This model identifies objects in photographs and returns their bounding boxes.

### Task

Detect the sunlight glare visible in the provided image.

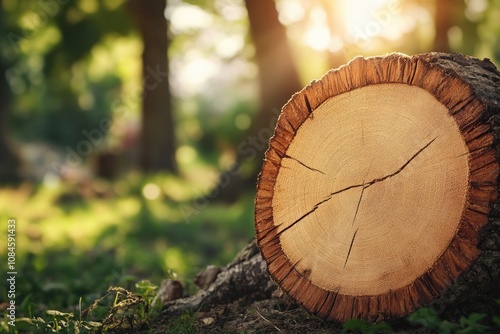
[301,0,404,53]
[176,145,197,165]
[143,183,161,200]
[304,25,331,51]
[175,54,220,95]
[216,34,244,59]
[169,4,213,34]
[340,0,399,32]
[329,36,344,53]
[276,0,305,25]
[465,0,488,21]
[303,6,331,51]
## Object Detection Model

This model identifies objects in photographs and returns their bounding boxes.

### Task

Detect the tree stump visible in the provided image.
[255,53,500,322]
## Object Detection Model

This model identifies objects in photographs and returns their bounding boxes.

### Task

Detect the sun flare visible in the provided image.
[299,0,405,52]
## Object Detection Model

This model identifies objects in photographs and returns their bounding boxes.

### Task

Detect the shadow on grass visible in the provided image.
[2,187,255,321]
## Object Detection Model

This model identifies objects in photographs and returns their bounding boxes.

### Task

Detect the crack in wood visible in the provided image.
[276,137,437,237]
[283,154,326,174]
[276,196,333,237]
[304,94,313,114]
[362,137,437,188]
[344,228,359,268]
[327,285,342,315]
[351,163,372,228]
[351,185,366,227]
[464,145,492,157]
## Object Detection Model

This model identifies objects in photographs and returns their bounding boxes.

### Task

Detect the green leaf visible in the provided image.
[46,310,74,318]
[458,313,491,334]
[84,321,102,327]
[438,320,460,334]
[342,318,391,334]
[467,313,487,323]
[342,318,370,332]
[492,316,500,327]
[407,307,441,329]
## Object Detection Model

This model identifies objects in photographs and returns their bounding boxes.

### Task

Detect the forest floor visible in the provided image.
[143,292,433,334]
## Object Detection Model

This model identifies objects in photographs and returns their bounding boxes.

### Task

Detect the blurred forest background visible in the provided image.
[1,0,500,324]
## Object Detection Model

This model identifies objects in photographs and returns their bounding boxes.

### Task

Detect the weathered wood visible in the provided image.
[161,240,276,316]
[255,53,500,322]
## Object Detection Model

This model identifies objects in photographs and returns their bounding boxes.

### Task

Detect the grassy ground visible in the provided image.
[0,168,256,333]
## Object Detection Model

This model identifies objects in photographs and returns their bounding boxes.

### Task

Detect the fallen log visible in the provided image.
[255,52,500,322]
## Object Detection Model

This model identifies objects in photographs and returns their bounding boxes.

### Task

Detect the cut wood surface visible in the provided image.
[255,53,500,322]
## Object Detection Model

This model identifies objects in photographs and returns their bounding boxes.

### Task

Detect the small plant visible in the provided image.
[83,286,148,332]
[458,313,491,334]
[1,285,153,334]
[408,306,499,334]
[4,309,101,333]
[135,279,160,312]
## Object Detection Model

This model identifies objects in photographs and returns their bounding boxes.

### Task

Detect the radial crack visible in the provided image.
[277,196,332,237]
[352,185,366,227]
[344,228,359,268]
[351,163,372,227]
[363,137,437,188]
[284,154,326,174]
[278,137,437,236]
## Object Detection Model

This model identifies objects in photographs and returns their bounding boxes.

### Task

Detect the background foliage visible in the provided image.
[1,0,500,332]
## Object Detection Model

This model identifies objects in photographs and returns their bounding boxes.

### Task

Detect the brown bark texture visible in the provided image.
[241,0,301,168]
[161,240,275,316]
[127,0,177,173]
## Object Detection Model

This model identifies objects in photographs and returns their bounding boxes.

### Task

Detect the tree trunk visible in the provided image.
[255,53,500,322]
[433,0,452,52]
[0,1,22,185]
[127,0,177,173]
[211,0,302,201]
[241,0,301,174]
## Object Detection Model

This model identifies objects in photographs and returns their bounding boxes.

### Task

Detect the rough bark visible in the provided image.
[127,0,177,173]
[422,53,500,318]
[161,240,275,317]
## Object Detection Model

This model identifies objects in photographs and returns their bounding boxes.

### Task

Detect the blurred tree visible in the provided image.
[242,0,301,174]
[127,0,177,173]
[434,0,452,52]
[0,0,21,185]
[211,0,302,200]
[3,1,137,180]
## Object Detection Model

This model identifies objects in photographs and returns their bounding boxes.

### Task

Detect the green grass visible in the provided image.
[0,170,255,332]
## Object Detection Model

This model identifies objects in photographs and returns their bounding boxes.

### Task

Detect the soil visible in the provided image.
[146,293,433,334]
[131,240,435,333]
